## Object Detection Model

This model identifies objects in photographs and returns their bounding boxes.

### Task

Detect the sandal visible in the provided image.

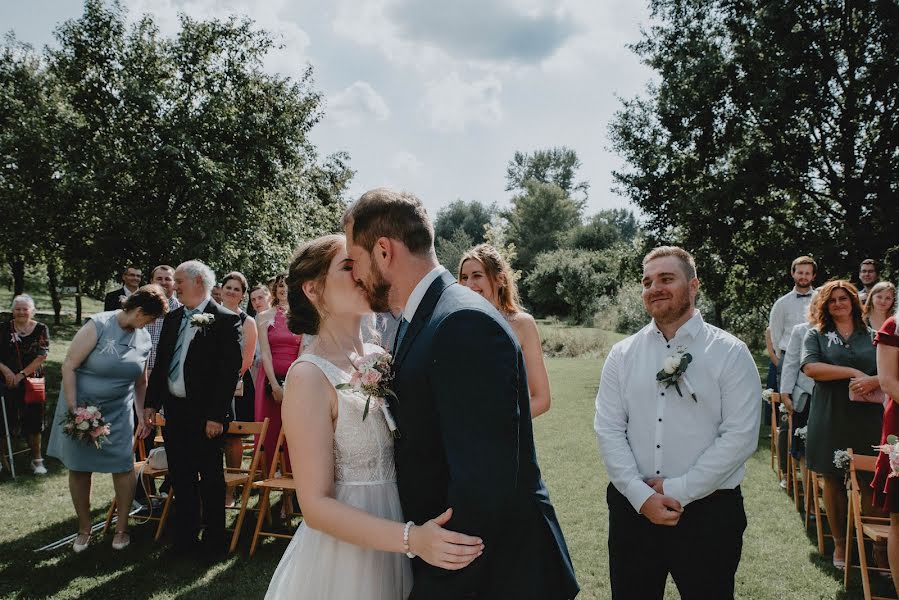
[73,532,91,553]
[112,531,131,550]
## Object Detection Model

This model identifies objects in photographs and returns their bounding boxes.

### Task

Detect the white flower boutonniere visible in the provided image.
[190,313,215,332]
[656,348,697,402]
[825,331,843,348]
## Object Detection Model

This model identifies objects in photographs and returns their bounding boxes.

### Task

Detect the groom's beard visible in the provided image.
[646,290,692,326]
[362,261,392,313]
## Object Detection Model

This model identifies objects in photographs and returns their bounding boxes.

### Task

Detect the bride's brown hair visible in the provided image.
[286,234,345,335]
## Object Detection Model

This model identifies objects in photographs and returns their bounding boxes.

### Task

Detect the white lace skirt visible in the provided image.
[265,481,413,600]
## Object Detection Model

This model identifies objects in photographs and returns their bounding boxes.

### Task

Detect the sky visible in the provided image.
[1,0,654,218]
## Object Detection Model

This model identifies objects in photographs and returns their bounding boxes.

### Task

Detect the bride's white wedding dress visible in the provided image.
[265,347,413,600]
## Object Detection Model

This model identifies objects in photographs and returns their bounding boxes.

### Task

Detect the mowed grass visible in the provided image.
[0,334,882,598]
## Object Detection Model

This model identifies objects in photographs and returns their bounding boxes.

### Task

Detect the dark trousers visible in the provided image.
[163,414,226,549]
[607,483,746,600]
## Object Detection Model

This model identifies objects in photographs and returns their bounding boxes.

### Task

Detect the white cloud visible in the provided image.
[328,81,391,128]
[421,72,503,133]
[389,151,423,174]
[122,0,311,78]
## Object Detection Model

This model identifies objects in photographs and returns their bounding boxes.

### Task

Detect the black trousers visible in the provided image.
[163,414,226,549]
[607,483,746,600]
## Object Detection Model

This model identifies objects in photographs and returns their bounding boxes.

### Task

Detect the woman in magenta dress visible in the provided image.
[872,312,899,589]
[256,273,302,471]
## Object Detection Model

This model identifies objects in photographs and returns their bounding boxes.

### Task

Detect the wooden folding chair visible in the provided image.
[770,392,781,474]
[844,449,895,600]
[103,413,173,541]
[224,418,269,553]
[249,428,302,556]
[785,412,806,510]
[809,469,832,555]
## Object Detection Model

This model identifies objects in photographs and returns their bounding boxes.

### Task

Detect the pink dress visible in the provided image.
[256,307,302,471]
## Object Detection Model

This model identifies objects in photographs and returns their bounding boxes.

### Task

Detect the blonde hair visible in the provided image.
[458,244,522,315]
[642,246,697,279]
[863,281,896,320]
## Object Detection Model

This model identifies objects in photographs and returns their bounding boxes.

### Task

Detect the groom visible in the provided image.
[146,260,243,557]
[594,246,759,599]
[344,188,579,600]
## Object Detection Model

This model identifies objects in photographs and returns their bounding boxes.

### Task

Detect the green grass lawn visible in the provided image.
[0,337,887,598]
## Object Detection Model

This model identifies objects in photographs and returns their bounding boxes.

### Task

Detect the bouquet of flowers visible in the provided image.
[336,351,399,435]
[875,434,899,478]
[833,449,852,471]
[762,388,774,404]
[793,426,807,440]
[60,405,111,449]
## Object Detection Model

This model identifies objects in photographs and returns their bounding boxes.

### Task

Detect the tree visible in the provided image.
[435,227,473,275]
[0,36,58,295]
[523,248,621,321]
[565,208,639,251]
[503,180,581,274]
[433,200,496,246]
[505,147,589,203]
[609,0,899,327]
[43,0,350,316]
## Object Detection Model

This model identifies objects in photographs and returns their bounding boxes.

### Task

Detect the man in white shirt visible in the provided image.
[595,246,759,600]
[768,256,817,381]
[767,255,816,484]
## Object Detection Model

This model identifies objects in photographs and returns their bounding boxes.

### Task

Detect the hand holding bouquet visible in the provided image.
[61,405,111,449]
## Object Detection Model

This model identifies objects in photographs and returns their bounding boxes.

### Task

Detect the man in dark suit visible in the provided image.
[103,265,142,311]
[145,260,242,557]
[344,188,579,600]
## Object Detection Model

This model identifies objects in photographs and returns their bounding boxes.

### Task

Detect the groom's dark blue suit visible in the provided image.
[391,270,579,600]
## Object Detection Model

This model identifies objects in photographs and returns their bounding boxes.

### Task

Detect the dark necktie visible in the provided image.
[394,318,409,354]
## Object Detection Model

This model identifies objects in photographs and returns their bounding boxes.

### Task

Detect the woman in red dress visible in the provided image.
[255,273,302,471]
[872,311,899,589]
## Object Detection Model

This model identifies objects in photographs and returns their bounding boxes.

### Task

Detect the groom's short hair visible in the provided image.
[342,187,434,255]
[642,246,697,280]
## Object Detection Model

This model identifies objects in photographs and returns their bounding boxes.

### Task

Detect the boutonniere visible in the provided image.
[336,351,399,436]
[656,347,697,402]
[825,331,843,348]
[190,313,215,332]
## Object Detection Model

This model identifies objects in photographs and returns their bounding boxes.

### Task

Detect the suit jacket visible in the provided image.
[146,300,243,425]
[391,271,579,600]
[780,322,814,412]
[103,287,128,312]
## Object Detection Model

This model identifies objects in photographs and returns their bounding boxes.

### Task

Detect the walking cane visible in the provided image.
[1,394,15,479]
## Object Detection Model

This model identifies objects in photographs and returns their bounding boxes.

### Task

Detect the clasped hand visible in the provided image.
[641,478,683,526]
[850,376,878,396]
[407,507,484,570]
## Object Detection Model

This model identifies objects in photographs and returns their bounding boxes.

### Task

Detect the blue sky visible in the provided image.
[1,0,653,218]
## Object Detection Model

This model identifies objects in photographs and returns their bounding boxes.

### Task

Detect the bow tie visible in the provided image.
[796,293,812,298]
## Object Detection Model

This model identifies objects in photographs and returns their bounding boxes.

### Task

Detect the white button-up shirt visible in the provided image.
[168,297,210,398]
[769,287,816,354]
[594,310,760,512]
[402,265,447,323]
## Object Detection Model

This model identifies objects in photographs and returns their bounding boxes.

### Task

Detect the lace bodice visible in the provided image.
[293,347,397,485]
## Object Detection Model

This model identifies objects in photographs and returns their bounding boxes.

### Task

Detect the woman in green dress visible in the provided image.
[802,279,883,568]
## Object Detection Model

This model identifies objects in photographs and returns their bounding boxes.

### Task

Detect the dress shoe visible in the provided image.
[73,532,91,553]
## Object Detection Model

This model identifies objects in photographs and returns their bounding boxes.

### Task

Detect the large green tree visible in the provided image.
[45,0,350,315]
[610,0,899,326]
[503,180,581,274]
[505,146,589,203]
[433,199,496,246]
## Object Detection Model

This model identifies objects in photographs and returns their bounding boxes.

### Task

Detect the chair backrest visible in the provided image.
[851,451,878,474]
[266,428,292,479]
[152,413,167,427]
[227,420,267,436]
[770,392,782,429]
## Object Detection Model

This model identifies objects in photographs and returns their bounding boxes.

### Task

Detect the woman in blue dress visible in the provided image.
[48,285,168,552]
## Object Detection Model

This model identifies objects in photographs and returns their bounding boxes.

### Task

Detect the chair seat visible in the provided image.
[254,477,297,490]
[862,523,891,543]
[225,472,251,485]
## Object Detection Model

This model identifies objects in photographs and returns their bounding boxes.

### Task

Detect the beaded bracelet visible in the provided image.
[403,521,416,559]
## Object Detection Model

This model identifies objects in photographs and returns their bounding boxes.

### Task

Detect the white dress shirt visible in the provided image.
[779,322,814,411]
[769,287,816,354]
[168,297,211,398]
[401,266,447,323]
[594,310,760,511]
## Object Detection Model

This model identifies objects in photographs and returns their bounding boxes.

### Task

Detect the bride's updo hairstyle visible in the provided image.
[286,234,345,335]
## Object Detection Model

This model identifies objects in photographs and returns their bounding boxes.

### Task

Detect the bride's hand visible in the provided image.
[408,507,484,570]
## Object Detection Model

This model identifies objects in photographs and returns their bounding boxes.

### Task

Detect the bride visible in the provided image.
[265,234,484,599]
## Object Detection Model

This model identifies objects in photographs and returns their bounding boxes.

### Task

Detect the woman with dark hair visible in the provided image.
[265,235,482,599]
[459,244,551,417]
[802,279,882,568]
[220,271,258,506]
[0,294,50,475]
[255,272,301,472]
[47,284,169,552]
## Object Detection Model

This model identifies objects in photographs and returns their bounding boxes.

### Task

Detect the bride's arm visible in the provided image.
[282,363,484,569]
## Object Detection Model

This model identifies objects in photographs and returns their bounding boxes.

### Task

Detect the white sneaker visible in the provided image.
[779,478,788,489]
[31,460,48,475]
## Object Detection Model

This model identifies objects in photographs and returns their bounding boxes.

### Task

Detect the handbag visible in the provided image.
[147,446,168,470]
[849,387,887,406]
[12,323,46,404]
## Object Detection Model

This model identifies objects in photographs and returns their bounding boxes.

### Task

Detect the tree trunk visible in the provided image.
[75,281,83,325]
[10,257,25,296]
[47,262,62,326]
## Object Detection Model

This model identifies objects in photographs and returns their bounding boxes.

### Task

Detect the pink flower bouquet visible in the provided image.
[61,405,111,449]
